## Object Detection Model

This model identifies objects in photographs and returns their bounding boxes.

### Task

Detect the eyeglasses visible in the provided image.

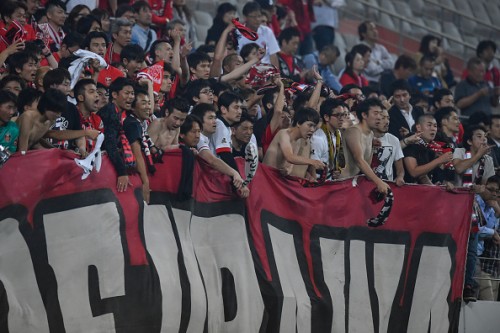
[200,89,214,95]
[331,113,349,118]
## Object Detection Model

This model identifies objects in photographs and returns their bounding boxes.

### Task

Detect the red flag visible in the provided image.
[138,62,164,94]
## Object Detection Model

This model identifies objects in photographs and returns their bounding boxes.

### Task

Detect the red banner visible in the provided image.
[0,149,472,332]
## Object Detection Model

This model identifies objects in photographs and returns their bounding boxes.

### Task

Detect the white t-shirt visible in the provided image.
[372,133,404,181]
[236,25,280,65]
[197,133,214,154]
[453,148,495,186]
[210,118,232,156]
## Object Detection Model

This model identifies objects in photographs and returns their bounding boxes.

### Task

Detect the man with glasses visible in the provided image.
[237,1,280,69]
[311,98,348,180]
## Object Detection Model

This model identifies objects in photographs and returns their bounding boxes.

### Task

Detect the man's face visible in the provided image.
[88,37,107,57]
[441,111,460,134]
[282,36,300,55]
[96,87,108,109]
[319,50,338,66]
[393,89,410,110]
[245,10,263,30]
[52,78,71,96]
[120,10,136,24]
[45,109,62,122]
[482,182,499,202]
[469,129,488,152]
[79,83,100,112]
[171,24,186,40]
[375,109,389,133]
[181,121,201,147]
[298,120,317,139]
[133,93,151,120]
[196,87,214,104]
[469,63,486,83]
[490,118,500,141]
[47,5,66,27]
[364,106,383,130]
[137,6,152,26]
[60,43,80,58]
[326,106,346,130]
[160,71,173,93]
[420,60,434,79]
[17,58,37,82]
[221,101,242,124]
[113,85,135,110]
[113,26,132,47]
[7,8,27,26]
[191,61,211,80]
[26,0,39,16]
[364,22,378,42]
[416,117,437,142]
[2,81,22,96]
[0,101,16,125]
[203,111,217,135]
[166,109,187,130]
[124,59,143,79]
[437,94,454,108]
[233,120,254,144]
[155,42,174,62]
[479,46,496,63]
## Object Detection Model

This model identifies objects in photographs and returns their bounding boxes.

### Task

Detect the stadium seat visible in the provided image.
[484,2,500,24]
[424,19,442,34]
[334,32,348,54]
[193,10,213,27]
[365,0,380,21]
[393,1,414,19]
[408,0,424,15]
[379,13,396,31]
[343,34,360,51]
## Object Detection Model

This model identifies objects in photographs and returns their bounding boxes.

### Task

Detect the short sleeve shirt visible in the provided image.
[0,121,19,152]
[48,102,82,149]
[236,25,280,64]
[123,115,143,145]
[373,133,404,181]
[197,132,212,154]
[453,147,495,186]
[210,118,232,156]
[403,143,436,183]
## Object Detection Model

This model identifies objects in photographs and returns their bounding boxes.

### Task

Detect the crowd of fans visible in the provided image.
[0,0,499,303]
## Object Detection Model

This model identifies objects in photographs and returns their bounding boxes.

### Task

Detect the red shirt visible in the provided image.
[40,52,61,67]
[262,124,279,156]
[79,109,104,152]
[98,65,126,87]
[105,43,122,65]
[339,72,369,87]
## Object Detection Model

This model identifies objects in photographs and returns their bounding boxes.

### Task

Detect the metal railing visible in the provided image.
[423,0,500,37]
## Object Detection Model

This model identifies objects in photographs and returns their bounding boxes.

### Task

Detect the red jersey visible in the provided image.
[79,109,104,152]
[97,65,126,87]
[105,43,122,65]
[262,124,279,156]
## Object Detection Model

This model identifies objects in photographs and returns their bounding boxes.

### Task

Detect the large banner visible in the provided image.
[0,149,473,332]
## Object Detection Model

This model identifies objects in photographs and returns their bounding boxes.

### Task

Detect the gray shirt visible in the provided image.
[455,78,492,116]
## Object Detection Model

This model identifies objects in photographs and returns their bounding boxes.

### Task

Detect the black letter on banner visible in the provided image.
[392,232,457,333]
[32,189,163,332]
[310,226,411,333]
[257,210,331,333]
[0,205,51,332]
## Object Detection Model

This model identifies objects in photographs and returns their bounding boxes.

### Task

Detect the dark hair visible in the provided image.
[320,98,347,121]
[340,84,361,95]
[215,2,237,19]
[262,87,279,114]
[0,74,26,90]
[82,31,109,49]
[218,91,242,109]
[357,20,372,41]
[42,68,70,91]
[293,107,320,126]
[131,88,149,108]
[243,1,261,16]
[57,55,79,70]
[180,114,203,135]
[185,79,212,104]
[73,78,96,102]
[167,97,191,115]
[197,44,215,54]
[7,52,37,75]
[467,57,484,71]
[76,15,101,35]
[355,97,384,121]
[163,61,174,74]
[212,81,231,96]
[115,4,136,19]
[419,34,440,56]
[120,44,145,62]
[1,1,28,21]
[278,27,300,46]
[61,31,84,49]
[191,103,216,122]
[432,88,453,107]
[463,125,487,150]
[351,44,371,57]
[222,53,240,71]
[149,40,171,62]
[434,106,457,127]
[64,4,89,32]
[320,44,340,58]
[410,92,428,107]
[468,111,490,127]
[232,113,254,128]
[344,50,363,77]
[419,55,435,67]
[90,8,109,22]
[390,79,411,96]
[394,54,417,70]
[109,77,135,99]
[0,90,17,107]
[17,88,42,114]
[131,0,151,13]
[46,0,66,13]
[476,40,496,58]
[33,8,46,23]
[38,88,67,114]
[187,52,212,70]
[240,43,260,62]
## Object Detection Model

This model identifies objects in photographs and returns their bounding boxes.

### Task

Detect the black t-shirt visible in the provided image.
[123,114,143,145]
[253,115,267,148]
[403,143,436,183]
[48,102,81,149]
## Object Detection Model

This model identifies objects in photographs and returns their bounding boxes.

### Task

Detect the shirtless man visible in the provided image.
[263,107,325,179]
[17,89,99,152]
[148,97,190,150]
[341,98,390,195]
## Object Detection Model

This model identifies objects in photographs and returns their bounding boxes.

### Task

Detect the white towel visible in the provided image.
[68,50,107,89]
